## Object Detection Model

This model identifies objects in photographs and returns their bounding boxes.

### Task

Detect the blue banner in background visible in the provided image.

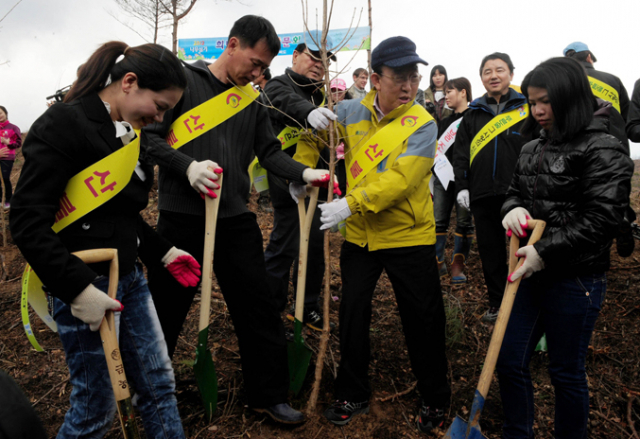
[178,26,371,61]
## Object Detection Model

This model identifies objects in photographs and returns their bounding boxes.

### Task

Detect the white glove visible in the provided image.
[289,182,310,204]
[70,284,123,331]
[456,190,470,211]
[186,160,221,195]
[319,198,352,230]
[307,107,337,130]
[508,245,545,282]
[502,207,531,238]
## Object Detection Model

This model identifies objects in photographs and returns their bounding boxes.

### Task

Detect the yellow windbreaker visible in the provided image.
[294,90,438,251]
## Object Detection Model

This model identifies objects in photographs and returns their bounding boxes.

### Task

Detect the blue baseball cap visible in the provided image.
[563,41,597,61]
[302,30,336,61]
[371,36,428,70]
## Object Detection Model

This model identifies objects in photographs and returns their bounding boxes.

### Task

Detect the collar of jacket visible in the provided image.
[360,88,419,125]
[80,93,127,154]
[580,60,596,72]
[469,88,527,116]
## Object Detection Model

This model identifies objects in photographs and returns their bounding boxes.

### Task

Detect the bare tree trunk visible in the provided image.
[171,0,178,54]
[367,0,372,76]
[1,173,7,247]
[306,0,336,416]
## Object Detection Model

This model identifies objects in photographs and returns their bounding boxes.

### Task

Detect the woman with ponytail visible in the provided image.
[10,41,194,438]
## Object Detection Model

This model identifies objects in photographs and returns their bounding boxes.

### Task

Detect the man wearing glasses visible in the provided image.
[293,36,451,433]
[262,31,338,331]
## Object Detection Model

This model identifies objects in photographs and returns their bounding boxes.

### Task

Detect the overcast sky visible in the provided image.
[2,0,640,155]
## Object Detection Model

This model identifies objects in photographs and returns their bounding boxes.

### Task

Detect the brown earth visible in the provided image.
[1,153,639,438]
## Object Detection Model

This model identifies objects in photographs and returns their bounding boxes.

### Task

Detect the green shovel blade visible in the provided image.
[194,326,218,421]
[287,318,313,395]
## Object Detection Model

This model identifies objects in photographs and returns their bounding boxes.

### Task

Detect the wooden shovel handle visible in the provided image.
[294,187,320,322]
[476,219,546,398]
[199,174,223,332]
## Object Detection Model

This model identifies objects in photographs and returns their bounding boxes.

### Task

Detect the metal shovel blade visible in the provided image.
[287,318,313,395]
[443,391,488,439]
[194,326,218,421]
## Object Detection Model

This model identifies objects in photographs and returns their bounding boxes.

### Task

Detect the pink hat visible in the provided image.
[330,78,347,91]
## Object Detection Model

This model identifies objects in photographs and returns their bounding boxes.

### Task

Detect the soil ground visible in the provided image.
[1,151,639,438]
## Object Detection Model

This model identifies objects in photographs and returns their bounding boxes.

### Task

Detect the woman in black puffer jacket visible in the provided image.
[496,57,634,439]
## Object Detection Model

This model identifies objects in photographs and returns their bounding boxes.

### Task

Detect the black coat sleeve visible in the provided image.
[626,79,640,142]
[262,75,317,127]
[9,107,97,303]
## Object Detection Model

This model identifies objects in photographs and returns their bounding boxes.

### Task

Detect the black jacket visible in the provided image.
[10,94,172,304]
[626,78,640,142]
[452,89,531,203]
[501,118,634,276]
[262,68,328,207]
[144,61,308,217]
[582,61,630,121]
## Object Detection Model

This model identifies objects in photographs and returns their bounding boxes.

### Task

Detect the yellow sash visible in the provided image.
[249,126,302,192]
[347,105,432,190]
[22,136,140,351]
[165,83,259,150]
[470,105,529,165]
[588,76,621,113]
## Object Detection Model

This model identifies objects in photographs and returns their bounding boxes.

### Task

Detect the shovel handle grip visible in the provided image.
[72,249,140,438]
[294,187,319,322]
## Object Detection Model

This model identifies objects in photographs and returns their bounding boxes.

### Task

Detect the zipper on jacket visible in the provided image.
[530,139,549,216]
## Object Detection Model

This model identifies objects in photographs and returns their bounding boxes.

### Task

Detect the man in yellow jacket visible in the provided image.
[293,36,450,434]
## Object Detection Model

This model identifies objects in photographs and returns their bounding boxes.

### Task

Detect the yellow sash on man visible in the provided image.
[588,76,621,113]
[22,136,141,351]
[469,104,529,165]
[347,105,432,190]
[165,83,259,150]
[248,126,302,192]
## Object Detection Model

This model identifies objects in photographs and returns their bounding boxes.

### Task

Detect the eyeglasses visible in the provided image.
[380,73,422,86]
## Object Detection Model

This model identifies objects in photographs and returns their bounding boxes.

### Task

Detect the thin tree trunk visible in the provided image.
[306,0,336,416]
[172,0,178,54]
[1,172,7,247]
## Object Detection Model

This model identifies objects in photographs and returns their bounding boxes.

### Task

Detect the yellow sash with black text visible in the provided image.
[22,136,141,351]
[469,104,529,165]
[588,76,621,113]
[347,105,433,190]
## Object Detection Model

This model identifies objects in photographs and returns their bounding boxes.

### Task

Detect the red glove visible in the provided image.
[162,247,201,287]
[302,169,342,196]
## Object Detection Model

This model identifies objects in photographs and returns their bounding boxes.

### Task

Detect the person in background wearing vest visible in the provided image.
[564,42,636,257]
[144,16,335,425]
[433,78,474,285]
[452,53,532,323]
[563,41,630,121]
[262,31,339,331]
[294,36,451,434]
[348,67,369,101]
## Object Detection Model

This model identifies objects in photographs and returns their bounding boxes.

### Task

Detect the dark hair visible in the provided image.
[64,41,186,103]
[229,15,280,57]
[294,43,306,53]
[479,52,515,75]
[444,77,472,102]
[262,68,272,81]
[0,106,7,117]
[564,49,591,63]
[353,68,368,78]
[429,65,448,92]
[372,63,418,76]
[521,57,595,141]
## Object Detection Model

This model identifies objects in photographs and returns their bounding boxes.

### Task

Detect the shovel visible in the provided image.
[287,186,319,394]
[73,248,140,439]
[444,219,546,439]
[194,174,223,421]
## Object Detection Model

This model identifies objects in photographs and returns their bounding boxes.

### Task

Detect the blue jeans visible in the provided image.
[432,175,472,234]
[53,264,184,439]
[496,273,606,439]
